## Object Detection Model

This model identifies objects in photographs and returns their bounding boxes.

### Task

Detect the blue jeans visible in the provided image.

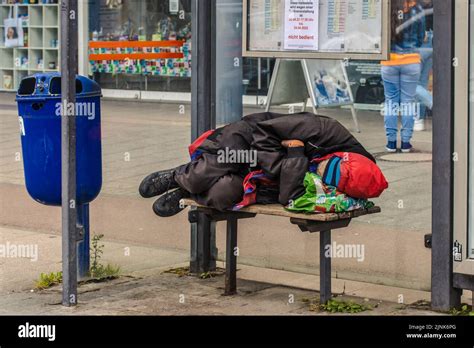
[382,63,422,143]
[416,85,433,110]
[416,32,433,119]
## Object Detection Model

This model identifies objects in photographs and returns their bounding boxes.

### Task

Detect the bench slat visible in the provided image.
[181,199,381,222]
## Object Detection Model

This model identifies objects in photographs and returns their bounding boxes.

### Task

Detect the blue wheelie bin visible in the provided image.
[16,73,102,206]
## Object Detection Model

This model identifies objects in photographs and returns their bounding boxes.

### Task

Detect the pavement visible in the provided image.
[0,92,472,315]
[0,225,466,315]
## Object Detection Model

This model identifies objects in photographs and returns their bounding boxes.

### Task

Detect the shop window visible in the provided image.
[88,0,191,93]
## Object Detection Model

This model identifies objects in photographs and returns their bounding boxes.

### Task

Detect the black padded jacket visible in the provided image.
[196,112,375,205]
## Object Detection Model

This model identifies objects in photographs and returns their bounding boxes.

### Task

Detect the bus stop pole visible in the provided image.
[431,0,462,311]
[61,0,79,307]
[190,0,217,273]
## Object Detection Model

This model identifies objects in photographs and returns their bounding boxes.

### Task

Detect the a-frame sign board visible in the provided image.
[266,59,361,133]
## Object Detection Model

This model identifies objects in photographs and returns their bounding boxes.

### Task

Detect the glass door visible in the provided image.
[469,0,474,259]
[453,0,474,274]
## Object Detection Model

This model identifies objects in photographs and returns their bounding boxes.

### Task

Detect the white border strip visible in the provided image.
[102,89,141,100]
[101,89,382,111]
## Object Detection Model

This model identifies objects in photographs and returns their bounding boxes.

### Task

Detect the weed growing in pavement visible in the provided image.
[34,234,120,290]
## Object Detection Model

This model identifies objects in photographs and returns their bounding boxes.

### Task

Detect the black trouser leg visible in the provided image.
[174,153,241,195]
[193,174,244,211]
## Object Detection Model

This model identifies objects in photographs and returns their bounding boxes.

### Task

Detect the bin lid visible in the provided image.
[16,73,102,100]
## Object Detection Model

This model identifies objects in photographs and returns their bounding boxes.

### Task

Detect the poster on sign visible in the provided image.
[248,0,283,51]
[305,59,352,106]
[283,0,319,51]
[244,0,389,60]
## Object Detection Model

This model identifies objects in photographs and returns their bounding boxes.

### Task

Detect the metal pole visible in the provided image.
[190,0,217,273]
[191,0,216,139]
[265,59,280,112]
[319,230,332,304]
[431,0,462,310]
[257,58,262,90]
[61,0,79,307]
[225,217,238,295]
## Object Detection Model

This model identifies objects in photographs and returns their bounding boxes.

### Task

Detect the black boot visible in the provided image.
[152,188,190,217]
[139,168,180,198]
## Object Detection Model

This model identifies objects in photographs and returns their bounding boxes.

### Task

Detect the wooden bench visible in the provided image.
[181,198,381,304]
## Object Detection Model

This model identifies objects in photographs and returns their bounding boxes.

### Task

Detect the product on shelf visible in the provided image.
[18,56,28,69]
[3,74,13,89]
[89,40,192,78]
[19,14,28,27]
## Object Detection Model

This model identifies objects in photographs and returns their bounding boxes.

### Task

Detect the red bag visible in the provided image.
[188,129,215,159]
[312,152,388,199]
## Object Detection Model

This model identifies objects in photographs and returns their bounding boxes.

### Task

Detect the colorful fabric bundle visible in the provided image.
[188,129,215,161]
[233,150,386,212]
[285,172,374,214]
[233,170,277,211]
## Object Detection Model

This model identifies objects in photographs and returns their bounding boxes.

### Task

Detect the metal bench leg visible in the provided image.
[190,211,216,274]
[225,217,238,295]
[319,230,332,304]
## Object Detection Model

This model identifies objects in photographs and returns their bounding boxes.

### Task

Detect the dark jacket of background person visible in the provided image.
[391,0,426,54]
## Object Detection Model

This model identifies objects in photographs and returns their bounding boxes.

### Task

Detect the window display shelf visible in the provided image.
[0,2,60,91]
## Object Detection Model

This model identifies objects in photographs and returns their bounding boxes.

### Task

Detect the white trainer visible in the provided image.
[414,119,425,132]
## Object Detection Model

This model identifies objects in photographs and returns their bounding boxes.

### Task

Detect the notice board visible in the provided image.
[243,0,390,60]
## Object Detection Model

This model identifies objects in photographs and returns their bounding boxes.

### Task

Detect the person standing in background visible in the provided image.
[381,0,425,153]
[414,0,434,132]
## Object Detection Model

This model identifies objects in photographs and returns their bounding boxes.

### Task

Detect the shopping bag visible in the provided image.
[4,5,24,48]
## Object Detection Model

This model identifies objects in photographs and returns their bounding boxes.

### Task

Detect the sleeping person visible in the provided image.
[139,112,388,217]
